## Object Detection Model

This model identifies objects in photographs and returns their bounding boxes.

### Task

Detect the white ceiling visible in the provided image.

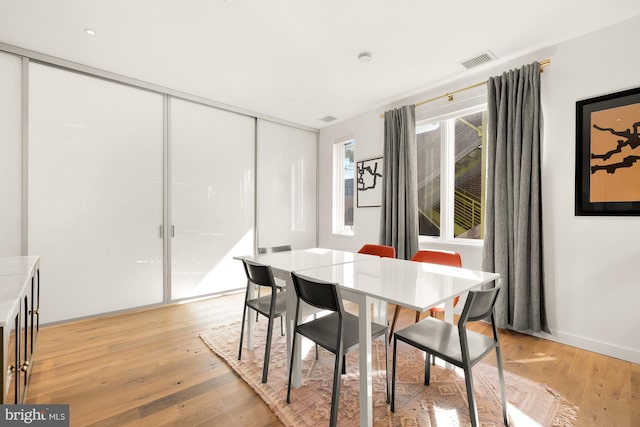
[2,0,640,129]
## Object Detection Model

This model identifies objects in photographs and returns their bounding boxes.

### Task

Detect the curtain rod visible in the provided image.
[380,59,550,118]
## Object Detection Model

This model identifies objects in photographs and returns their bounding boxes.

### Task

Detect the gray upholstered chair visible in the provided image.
[238,259,287,383]
[287,272,389,427]
[391,284,508,427]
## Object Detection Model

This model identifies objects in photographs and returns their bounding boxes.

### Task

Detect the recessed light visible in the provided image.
[84,28,96,36]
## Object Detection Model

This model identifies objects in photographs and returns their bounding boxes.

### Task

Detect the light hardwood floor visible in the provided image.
[27,292,639,426]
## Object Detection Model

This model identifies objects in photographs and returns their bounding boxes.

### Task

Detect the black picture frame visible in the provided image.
[575,86,640,216]
[356,157,383,208]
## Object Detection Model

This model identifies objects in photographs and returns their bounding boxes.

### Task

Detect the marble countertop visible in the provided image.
[0,257,40,328]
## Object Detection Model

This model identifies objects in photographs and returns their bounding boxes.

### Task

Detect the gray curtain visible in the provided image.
[482,62,548,333]
[380,105,419,260]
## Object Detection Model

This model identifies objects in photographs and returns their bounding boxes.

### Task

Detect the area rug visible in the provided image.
[200,321,578,426]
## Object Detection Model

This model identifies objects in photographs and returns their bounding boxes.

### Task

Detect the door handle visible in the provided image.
[160,225,176,238]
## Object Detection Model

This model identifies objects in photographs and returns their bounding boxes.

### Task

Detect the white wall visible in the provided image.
[257,120,317,250]
[319,15,640,363]
[318,111,384,253]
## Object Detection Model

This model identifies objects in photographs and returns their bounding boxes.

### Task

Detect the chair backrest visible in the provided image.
[290,272,344,314]
[357,244,396,258]
[242,259,277,289]
[458,285,502,327]
[258,244,292,254]
[411,249,462,267]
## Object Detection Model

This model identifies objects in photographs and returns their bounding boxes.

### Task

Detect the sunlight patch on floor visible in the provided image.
[508,403,543,426]
[434,406,460,426]
[300,337,317,359]
[507,352,557,364]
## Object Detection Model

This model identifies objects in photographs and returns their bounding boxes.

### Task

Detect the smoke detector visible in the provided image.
[357,52,372,64]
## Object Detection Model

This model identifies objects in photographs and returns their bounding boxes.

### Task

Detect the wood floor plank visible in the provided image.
[26,292,639,426]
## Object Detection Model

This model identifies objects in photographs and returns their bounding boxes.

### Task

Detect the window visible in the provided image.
[333,138,355,234]
[416,106,486,242]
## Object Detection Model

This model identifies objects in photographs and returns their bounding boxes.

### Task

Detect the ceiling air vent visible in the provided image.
[460,51,496,70]
[319,115,337,123]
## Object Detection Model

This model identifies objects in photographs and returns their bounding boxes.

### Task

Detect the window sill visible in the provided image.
[332,231,355,237]
[419,236,484,248]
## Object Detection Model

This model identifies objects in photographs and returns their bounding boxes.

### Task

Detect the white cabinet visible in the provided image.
[0,257,40,404]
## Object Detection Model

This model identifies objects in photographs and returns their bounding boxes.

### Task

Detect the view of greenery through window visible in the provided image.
[416,110,485,240]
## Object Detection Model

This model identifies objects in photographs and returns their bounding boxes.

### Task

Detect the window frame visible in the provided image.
[417,104,487,246]
[332,137,355,236]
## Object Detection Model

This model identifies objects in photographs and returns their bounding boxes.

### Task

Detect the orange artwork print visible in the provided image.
[589,103,640,202]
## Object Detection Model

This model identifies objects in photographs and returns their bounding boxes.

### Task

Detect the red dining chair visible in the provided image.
[388,249,463,342]
[357,243,396,258]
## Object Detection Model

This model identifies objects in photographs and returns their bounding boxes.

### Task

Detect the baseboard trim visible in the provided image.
[528,328,640,364]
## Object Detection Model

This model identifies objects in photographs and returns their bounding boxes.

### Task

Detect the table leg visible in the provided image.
[357,293,374,427]
[443,297,454,369]
[281,273,301,388]
[373,300,387,325]
[247,280,255,350]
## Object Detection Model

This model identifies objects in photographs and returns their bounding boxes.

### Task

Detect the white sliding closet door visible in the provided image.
[0,51,22,256]
[170,98,254,300]
[257,120,317,249]
[28,63,164,323]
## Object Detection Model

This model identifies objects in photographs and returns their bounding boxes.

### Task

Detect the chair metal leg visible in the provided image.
[255,285,260,322]
[391,336,398,412]
[384,330,390,403]
[424,352,431,385]
[495,346,509,426]
[463,364,480,427]
[330,352,344,427]
[261,315,275,383]
[238,307,247,360]
[286,332,297,403]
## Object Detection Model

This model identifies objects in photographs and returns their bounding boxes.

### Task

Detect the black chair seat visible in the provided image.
[247,293,287,318]
[296,312,387,354]
[395,316,497,366]
[391,285,508,427]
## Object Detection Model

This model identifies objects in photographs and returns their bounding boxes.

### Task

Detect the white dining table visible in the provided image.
[238,249,500,427]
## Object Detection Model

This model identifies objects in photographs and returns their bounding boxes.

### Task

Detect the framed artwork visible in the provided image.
[575,86,640,215]
[356,157,383,207]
